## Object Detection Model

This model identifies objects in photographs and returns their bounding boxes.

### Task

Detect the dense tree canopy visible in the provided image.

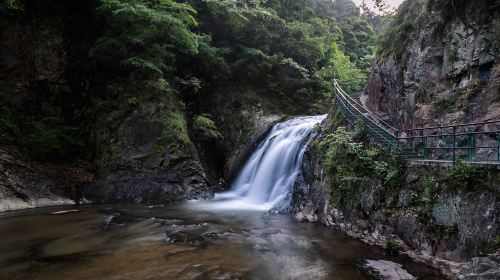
[0,0,381,161]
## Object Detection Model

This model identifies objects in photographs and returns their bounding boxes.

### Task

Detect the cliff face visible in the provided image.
[363,0,499,129]
[0,1,102,208]
[0,1,212,205]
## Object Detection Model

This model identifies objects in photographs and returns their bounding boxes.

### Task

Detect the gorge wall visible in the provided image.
[362,0,499,129]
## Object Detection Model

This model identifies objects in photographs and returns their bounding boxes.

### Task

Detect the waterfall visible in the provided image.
[211,115,326,211]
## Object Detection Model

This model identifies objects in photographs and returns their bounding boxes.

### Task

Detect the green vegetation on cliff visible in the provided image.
[0,0,379,163]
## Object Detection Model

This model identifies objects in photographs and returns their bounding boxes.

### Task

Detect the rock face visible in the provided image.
[0,148,94,211]
[85,100,213,204]
[0,1,99,209]
[363,0,499,129]
[0,1,213,206]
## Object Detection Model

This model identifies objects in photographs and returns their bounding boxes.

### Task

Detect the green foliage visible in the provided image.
[385,240,401,253]
[193,114,222,140]
[91,0,203,154]
[4,0,23,10]
[442,161,486,191]
[91,0,199,81]
[25,117,82,158]
[319,125,406,208]
[493,235,500,250]
[188,0,377,110]
[318,42,366,92]
[0,82,85,160]
[421,176,437,204]
[3,0,382,164]
[376,0,416,58]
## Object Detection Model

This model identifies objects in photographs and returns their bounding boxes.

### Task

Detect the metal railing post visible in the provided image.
[452,126,456,162]
[497,132,500,162]
[467,133,473,161]
[423,135,428,159]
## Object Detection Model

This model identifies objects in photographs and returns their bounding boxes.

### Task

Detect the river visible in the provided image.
[0,203,440,279]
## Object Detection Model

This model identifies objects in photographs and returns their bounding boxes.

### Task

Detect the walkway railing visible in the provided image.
[333,80,500,163]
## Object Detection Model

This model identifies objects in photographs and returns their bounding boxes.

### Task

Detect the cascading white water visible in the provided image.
[209,115,326,211]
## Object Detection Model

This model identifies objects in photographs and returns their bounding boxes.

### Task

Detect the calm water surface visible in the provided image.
[0,203,440,280]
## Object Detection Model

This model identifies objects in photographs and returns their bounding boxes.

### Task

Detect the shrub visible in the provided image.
[421,176,437,204]
[442,161,486,191]
[319,126,407,209]
[386,240,401,253]
[193,114,222,140]
[5,0,24,10]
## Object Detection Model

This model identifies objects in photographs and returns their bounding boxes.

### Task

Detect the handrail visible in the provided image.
[399,120,500,132]
[333,80,399,133]
[333,85,399,142]
[332,80,500,163]
[334,92,398,149]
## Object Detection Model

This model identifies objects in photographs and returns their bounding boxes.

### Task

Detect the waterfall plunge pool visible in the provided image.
[0,204,441,279]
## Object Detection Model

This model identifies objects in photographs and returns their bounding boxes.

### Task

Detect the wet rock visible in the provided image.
[362,260,416,280]
[394,213,422,250]
[50,210,79,215]
[360,179,382,216]
[164,231,208,247]
[100,215,116,231]
[455,254,500,280]
[0,149,82,212]
[201,232,224,241]
[294,212,306,222]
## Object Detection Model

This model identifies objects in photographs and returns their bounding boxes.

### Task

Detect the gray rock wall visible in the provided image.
[363,0,500,130]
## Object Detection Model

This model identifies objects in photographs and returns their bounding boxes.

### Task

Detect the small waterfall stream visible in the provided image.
[212,115,326,211]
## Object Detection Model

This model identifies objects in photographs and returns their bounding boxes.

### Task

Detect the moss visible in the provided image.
[406,192,420,207]
[329,196,341,209]
[154,112,191,153]
[417,211,459,240]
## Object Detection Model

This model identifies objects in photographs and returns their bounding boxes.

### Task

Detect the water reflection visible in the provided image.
[0,204,440,279]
